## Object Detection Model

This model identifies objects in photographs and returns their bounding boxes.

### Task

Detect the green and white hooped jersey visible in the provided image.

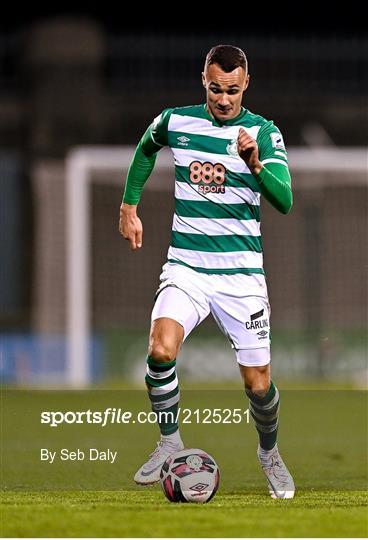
[150,104,289,275]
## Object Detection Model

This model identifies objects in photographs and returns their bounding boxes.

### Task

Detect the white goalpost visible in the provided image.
[65,147,367,387]
[65,147,174,386]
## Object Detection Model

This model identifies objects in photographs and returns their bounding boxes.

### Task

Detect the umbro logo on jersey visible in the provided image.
[177,135,190,146]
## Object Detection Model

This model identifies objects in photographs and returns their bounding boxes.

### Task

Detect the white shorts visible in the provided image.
[151,262,271,367]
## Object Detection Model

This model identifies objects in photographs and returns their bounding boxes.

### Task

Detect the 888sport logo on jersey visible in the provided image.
[189,161,226,194]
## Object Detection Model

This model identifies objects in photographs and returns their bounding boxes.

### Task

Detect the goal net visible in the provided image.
[28,146,368,386]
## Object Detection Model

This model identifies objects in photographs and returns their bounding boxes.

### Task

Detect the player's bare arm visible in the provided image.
[237,128,262,175]
[119,202,143,250]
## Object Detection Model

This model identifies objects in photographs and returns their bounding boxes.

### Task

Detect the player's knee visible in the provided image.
[247,381,270,398]
[148,341,177,363]
[241,365,270,397]
[243,377,270,397]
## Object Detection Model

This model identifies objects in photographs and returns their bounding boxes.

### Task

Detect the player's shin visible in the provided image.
[245,381,279,451]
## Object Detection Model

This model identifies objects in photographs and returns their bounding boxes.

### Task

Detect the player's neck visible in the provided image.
[205,104,245,125]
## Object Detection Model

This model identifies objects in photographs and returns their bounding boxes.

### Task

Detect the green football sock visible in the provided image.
[145,355,180,435]
[246,381,280,451]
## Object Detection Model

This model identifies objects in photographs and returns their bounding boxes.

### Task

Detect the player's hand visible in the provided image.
[119,203,143,250]
[237,128,262,174]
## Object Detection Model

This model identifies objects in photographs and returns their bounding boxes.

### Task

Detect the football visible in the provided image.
[160,448,220,503]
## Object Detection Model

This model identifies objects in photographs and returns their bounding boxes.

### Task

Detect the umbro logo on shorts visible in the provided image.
[257,330,268,340]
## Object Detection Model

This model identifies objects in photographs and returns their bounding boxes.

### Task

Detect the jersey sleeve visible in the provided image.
[122,108,173,204]
[255,162,292,214]
[254,121,293,214]
[257,120,289,170]
[141,108,173,156]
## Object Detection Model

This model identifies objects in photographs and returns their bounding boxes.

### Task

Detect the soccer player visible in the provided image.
[119,44,295,498]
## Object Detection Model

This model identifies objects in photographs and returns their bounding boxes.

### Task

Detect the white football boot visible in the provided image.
[134,438,184,485]
[257,444,295,499]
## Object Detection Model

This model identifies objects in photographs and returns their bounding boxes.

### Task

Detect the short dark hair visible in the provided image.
[205,44,248,73]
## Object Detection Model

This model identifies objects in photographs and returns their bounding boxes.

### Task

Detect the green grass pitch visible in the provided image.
[1,386,367,537]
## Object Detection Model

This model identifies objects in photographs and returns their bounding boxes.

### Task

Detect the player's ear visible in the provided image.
[201,72,206,88]
[244,73,250,91]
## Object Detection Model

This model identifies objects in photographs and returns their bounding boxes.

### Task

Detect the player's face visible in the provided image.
[202,63,249,121]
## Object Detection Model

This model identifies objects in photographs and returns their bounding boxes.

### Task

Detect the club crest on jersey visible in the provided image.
[226,138,238,156]
[270,132,285,150]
